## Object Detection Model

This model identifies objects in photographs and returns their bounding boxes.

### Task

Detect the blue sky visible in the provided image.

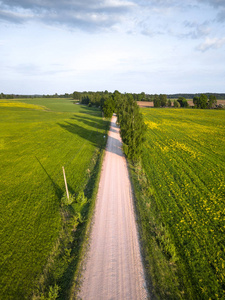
[0,0,225,94]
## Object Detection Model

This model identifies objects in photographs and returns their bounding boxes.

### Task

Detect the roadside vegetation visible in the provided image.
[130,108,225,299]
[77,90,147,161]
[0,98,109,299]
[115,92,147,161]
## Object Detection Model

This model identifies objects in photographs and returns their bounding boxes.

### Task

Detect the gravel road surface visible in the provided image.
[78,115,148,300]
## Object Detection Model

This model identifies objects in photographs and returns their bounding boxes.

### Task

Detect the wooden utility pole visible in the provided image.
[62,166,69,201]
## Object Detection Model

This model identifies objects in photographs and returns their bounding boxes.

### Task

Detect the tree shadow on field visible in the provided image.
[80,105,102,116]
[35,156,63,199]
[57,121,104,148]
[71,114,104,131]
[57,118,123,158]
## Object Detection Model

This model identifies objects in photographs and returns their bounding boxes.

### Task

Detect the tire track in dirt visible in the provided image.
[78,115,148,300]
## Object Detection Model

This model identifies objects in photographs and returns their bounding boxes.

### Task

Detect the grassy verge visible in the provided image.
[32,144,109,300]
[129,162,188,299]
[69,142,108,300]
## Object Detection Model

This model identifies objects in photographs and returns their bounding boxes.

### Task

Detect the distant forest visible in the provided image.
[166,93,225,100]
[1,91,225,100]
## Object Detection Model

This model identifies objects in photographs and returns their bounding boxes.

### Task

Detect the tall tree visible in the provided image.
[159,94,167,107]
[208,95,217,108]
[174,100,180,108]
[177,97,189,108]
[199,94,208,109]
[153,95,161,107]
[102,97,115,118]
[117,95,147,161]
[193,96,199,107]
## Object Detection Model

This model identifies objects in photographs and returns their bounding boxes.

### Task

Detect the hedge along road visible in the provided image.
[78,115,148,300]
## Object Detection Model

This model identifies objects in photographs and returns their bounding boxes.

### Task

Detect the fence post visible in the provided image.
[62,166,69,201]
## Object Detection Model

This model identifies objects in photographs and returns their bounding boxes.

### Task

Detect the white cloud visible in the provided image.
[0,0,135,31]
[197,37,225,51]
[0,0,225,94]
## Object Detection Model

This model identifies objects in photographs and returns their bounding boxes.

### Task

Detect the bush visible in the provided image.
[177,97,189,108]
[173,100,180,108]
[61,192,75,206]
[39,285,60,300]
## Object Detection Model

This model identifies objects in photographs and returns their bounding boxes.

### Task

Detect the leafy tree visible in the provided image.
[81,95,90,105]
[208,95,217,108]
[159,94,167,107]
[199,94,208,109]
[173,100,180,108]
[102,97,115,118]
[138,92,146,101]
[153,95,161,107]
[177,97,189,108]
[73,91,81,100]
[193,94,208,109]
[113,90,124,118]
[193,96,199,107]
[92,93,101,107]
[117,95,147,161]
[167,99,172,107]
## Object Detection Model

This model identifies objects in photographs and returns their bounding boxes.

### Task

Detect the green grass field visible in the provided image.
[0,98,108,299]
[132,108,225,299]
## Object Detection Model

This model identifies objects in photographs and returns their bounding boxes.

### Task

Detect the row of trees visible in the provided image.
[101,91,147,161]
[74,90,147,161]
[167,93,225,100]
[153,94,171,107]
[79,91,109,108]
[116,94,147,161]
[0,92,73,99]
[0,93,26,99]
[152,94,217,109]
[78,90,146,161]
[153,94,188,107]
[193,94,217,109]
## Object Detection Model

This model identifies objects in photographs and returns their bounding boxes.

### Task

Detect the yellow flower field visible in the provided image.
[139,108,225,299]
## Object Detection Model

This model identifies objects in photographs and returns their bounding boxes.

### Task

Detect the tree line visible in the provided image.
[81,90,147,161]
[167,93,225,100]
[114,92,147,161]
[73,91,220,110]
[0,92,72,99]
[152,94,218,109]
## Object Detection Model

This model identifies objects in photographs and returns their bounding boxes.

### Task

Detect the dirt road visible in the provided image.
[78,115,148,300]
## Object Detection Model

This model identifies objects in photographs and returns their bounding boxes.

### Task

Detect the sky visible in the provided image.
[0,0,225,95]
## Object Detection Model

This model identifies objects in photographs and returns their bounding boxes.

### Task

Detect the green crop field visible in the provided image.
[0,98,108,299]
[132,108,225,299]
